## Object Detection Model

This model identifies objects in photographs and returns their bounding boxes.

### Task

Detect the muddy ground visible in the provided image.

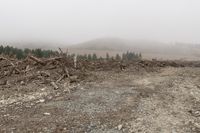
[1,65,200,133]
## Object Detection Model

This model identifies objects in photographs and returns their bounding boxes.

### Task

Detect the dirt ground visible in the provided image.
[1,66,200,133]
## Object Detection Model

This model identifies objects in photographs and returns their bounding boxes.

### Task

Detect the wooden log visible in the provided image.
[46,57,63,62]
[28,56,46,65]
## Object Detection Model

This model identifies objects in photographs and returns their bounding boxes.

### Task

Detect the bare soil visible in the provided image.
[1,65,200,133]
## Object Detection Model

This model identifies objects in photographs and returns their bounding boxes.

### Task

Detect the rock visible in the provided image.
[47,95,53,100]
[20,81,25,85]
[118,124,123,130]
[41,88,46,91]
[39,99,45,103]
[36,99,45,103]
[115,91,120,94]
[80,87,85,90]
[43,112,51,116]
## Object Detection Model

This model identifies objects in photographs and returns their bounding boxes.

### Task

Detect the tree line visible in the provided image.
[75,51,142,61]
[0,45,142,60]
[0,45,58,59]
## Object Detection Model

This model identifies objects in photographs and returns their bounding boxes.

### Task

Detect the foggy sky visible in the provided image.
[0,0,200,44]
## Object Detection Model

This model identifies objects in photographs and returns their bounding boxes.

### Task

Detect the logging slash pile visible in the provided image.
[0,55,80,89]
[0,54,200,90]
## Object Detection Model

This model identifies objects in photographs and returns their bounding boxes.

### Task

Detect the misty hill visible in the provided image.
[72,38,172,53]
[70,38,200,60]
[1,38,200,60]
[72,38,130,51]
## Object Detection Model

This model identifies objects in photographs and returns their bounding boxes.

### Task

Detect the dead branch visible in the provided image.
[46,57,63,62]
[58,48,64,56]
[63,67,70,77]
[56,74,65,83]
[28,56,46,65]
[0,56,20,75]
[50,81,59,90]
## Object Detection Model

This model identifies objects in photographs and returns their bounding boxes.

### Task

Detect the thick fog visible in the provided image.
[0,0,200,44]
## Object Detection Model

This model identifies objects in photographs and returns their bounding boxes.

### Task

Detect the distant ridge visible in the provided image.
[72,38,130,51]
[71,37,168,52]
[69,37,200,60]
[0,38,200,60]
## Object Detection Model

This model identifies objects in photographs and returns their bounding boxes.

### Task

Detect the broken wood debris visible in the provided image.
[50,82,59,90]
[0,52,200,90]
[28,55,46,66]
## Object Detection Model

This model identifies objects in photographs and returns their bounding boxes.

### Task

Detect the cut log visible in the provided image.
[46,57,63,62]
[28,56,46,65]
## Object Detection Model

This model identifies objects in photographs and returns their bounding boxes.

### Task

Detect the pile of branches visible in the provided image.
[1,52,200,88]
[0,52,84,89]
[78,59,200,71]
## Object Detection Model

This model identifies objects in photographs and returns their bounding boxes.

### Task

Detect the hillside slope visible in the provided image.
[69,38,200,60]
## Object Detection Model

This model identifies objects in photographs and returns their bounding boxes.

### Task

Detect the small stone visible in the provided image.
[80,87,85,90]
[47,95,53,100]
[20,81,25,85]
[39,99,45,103]
[43,112,51,116]
[118,124,123,130]
[41,88,46,91]
[115,91,120,94]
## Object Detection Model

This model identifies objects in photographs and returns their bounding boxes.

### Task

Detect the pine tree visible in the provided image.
[115,54,121,60]
[106,53,110,60]
[0,45,3,54]
[16,49,24,59]
[92,53,97,60]
[87,54,92,60]
[139,52,142,59]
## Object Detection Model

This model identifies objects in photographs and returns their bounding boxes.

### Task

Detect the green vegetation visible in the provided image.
[115,53,121,60]
[0,45,58,59]
[122,51,142,61]
[76,51,141,61]
[0,45,142,61]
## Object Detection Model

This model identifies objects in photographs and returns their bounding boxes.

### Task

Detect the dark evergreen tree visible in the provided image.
[87,54,92,60]
[139,52,142,59]
[106,53,110,60]
[92,53,97,60]
[115,54,121,60]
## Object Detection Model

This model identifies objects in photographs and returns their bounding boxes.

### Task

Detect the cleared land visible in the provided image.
[0,57,200,133]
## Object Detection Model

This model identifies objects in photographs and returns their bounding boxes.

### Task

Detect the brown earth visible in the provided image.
[1,57,200,133]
